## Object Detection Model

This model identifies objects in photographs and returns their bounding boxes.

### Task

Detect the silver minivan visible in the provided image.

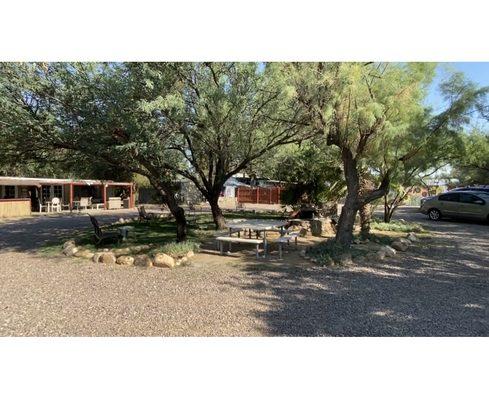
[419,191,489,221]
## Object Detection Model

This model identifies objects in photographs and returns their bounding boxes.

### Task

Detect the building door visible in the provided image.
[28,186,40,212]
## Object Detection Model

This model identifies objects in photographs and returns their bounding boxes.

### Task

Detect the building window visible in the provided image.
[19,187,29,198]
[42,186,51,201]
[53,185,62,199]
[4,186,15,199]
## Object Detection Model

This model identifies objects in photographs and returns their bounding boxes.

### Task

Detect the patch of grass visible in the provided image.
[371,219,425,233]
[38,210,287,257]
[38,241,65,256]
[151,241,200,257]
[39,219,201,256]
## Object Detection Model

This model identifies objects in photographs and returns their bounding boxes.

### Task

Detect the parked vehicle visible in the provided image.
[419,195,435,206]
[419,191,489,221]
[451,186,489,193]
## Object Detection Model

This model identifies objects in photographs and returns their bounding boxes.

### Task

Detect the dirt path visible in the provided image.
[0,208,487,336]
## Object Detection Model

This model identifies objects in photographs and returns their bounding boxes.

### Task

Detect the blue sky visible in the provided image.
[426,62,489,115]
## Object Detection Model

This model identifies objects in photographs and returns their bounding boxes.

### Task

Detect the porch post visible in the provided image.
[103,184,107,210]
[69,183,74,211]
[129,184,134,208]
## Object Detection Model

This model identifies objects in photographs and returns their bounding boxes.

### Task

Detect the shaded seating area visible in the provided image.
[215,218,309,260]
[0,176,135,218]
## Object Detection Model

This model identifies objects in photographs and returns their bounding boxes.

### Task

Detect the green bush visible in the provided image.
[153,241,200,257]
[371,219,424,233]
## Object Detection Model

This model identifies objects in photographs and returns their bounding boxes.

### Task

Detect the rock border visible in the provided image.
[301,232,421,267]
[61,240,196,268]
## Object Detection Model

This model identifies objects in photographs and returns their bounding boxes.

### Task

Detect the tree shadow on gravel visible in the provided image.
[223,234,489,336]
[0,212,137,252]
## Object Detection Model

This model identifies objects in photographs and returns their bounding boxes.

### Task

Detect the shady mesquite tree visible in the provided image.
[285,62,435,245]
[0,62,190,241]
[0,62,308,234]
[286,63,489,244]
[138,62,308,229]
[374,73,489,223]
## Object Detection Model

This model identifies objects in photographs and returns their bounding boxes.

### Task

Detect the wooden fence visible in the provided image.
[236,187,282,204]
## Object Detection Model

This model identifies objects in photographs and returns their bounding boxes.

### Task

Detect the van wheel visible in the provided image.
[428,208,441,221]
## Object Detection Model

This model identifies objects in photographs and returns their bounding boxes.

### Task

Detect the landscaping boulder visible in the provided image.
[116,255,134,266]
[375,250,386,261]
[407,232,419,242]
[153,253,175,268]
[74,249,95,259]
[186,250,195,259]
[391,240,409,252]
[134,254,153,268]
[62,240,76,250]
[176,256,190,267]
[380,245,397,257]
[100,252,116,264]
[63,245,79,256]
[92,253,103,263]
[131,244,152,253]
[319,217,336,236]
[118,217,126,223]
[113,247,132,256]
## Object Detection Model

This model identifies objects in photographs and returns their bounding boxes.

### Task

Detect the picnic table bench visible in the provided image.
[215,236,265,259]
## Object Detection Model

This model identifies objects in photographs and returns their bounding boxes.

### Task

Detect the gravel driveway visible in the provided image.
[0,208,487,336]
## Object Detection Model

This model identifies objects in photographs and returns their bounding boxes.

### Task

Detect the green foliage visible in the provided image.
[254,141,345,208]
[370,219,424,233]
[451,129,489,184]
[153,241,200,257]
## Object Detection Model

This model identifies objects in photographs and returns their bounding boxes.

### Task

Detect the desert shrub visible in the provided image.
[154,241,200,257]
[371,219,424,233]
[306,239,366,263]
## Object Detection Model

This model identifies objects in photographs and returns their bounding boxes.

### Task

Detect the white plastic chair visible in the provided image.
[79,197,90,211]
[51,197,62,212]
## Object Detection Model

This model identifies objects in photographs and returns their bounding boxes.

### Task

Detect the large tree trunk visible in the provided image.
[150,178,187,242]
[383,195,392,223]
[359,203,372,238]
[165,194,187,242]
[208,192,226,230]
[336,192,359,246]
[335,148,361,246]
[335,147,391,246]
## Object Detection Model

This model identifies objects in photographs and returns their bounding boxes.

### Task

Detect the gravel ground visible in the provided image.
[0,207,488,336]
